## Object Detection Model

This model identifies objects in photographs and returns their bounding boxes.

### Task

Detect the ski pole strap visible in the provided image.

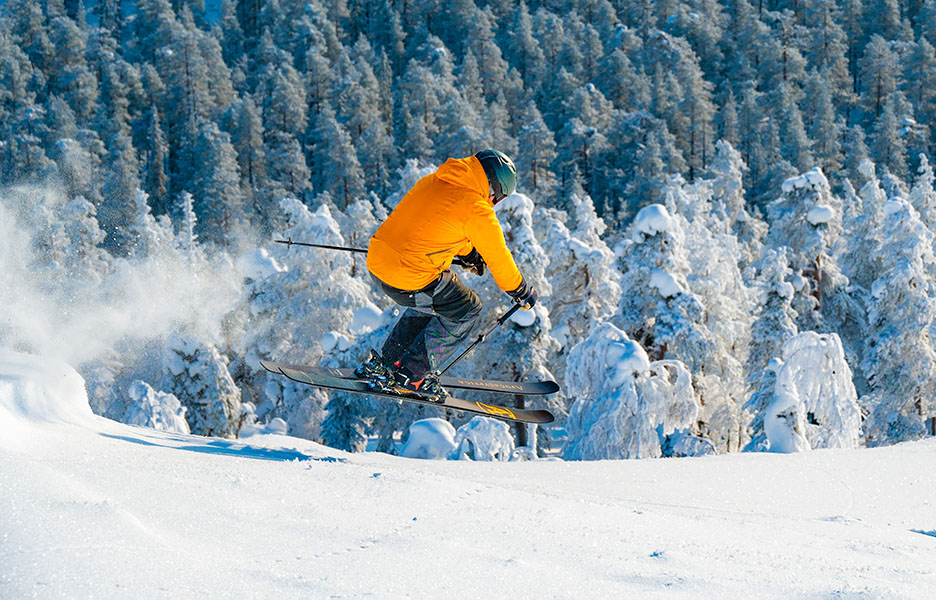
[437,301,523,377]
[274,239,368,253]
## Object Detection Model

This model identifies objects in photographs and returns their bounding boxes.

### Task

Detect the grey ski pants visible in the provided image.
[373,270,482,380]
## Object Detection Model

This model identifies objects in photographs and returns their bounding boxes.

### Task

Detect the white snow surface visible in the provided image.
[3,351,936,598]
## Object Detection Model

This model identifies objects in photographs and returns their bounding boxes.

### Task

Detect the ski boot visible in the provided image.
[394,370,448,403]
[354,349,396,392]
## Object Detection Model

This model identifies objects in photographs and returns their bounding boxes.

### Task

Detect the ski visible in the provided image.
[261,361,558,396]
[260,361,555,425]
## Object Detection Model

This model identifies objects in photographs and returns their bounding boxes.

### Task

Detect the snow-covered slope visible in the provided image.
[2,351,935,599]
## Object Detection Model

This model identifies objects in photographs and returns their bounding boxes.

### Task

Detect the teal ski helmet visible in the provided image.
[475,149,517,203]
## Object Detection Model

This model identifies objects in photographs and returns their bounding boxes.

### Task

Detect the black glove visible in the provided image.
[453,248,486,276]
[508,278,537,310]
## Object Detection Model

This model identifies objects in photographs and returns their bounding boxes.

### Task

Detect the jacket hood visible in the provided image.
[435,157,490,198]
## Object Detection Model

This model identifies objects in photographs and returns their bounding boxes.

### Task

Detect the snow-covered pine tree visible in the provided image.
[130,187,174,259]
[842,160,887,292]
[861,198,936,446]
[539,193,621,358]
[743,247,800,450]
[617,200,742,451]
[666,167,755,431]
[190,121,247,245]
[306,104,366,208]
[706,140,766,269]
[223,95,271,220]
[767,168,849,334]
[774,332,861,449]
[563,322,699,460]
[869,94,909,179]
[162,333,242,438]
[909,155,936,229]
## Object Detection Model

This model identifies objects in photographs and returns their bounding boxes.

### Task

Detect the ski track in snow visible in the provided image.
[2,355,936,599]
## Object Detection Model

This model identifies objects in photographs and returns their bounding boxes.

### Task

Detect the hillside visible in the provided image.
[2,351,935,599]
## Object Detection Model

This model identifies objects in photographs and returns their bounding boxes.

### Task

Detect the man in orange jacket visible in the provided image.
[356,150,537,399]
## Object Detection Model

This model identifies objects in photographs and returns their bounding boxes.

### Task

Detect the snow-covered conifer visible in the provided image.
[746,248,799,377]
[909,155,936,229]
[776,332,861,449]
[862,199,936,446]
[162,334,242,438]
[123,380,190,434]
[130,188,174,258]
[190,121,247,245]
[841,159,887,291]
[563,323,698,460]
[769,168,851,334]
[540,194,620,356]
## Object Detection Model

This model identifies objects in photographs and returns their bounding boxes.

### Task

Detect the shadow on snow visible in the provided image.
[100,431,345,463]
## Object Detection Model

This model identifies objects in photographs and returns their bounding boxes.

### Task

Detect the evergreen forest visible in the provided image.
[3,0,936,457]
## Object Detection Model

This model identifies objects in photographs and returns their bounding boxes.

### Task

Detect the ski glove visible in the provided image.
[453,248,486,276]
[508,278,537,310]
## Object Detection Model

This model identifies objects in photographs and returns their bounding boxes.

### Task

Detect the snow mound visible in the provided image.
[782,168,829,193]
[452,417,515,461]
[399,418,457,459]
[632,204,673,242]
[321,331,352,352]
[649,268,683,298]
[883,198,911,219]
[351,304,383,333]
[509,306,537,327]
[0,350,97,450]
[806,205,835,226]
[606,339,651,386]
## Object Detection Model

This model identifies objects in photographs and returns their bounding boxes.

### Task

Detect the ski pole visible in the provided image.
[437,301,523,377]
[274,238,367,253]
[276,238,474,268]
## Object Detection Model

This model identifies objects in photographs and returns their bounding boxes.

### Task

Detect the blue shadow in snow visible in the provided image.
[100,432,345,463]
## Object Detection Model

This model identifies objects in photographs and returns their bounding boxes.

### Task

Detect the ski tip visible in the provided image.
[541,381,561,395]
[259,360,284,375]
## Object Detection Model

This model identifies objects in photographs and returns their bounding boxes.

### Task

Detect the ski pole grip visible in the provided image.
[499,302,523,323]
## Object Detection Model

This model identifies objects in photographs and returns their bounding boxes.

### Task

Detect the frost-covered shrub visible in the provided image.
[237,401,289,438]
[123,380,190,434]
[162,334,241,437]
[451,417,515,461]
[563,323,698,460]
[661,431,716,458]
[751,332,861,453]
[779,332,861,449]
[399,418,457,459]
[764,380,811,453]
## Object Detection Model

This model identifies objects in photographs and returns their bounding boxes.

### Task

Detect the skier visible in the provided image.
[356,150,537,399]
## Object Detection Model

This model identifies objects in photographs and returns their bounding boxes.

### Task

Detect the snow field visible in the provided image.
[2,352,936,599]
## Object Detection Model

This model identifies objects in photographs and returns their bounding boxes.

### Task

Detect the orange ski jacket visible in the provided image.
[367,156,524,292]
